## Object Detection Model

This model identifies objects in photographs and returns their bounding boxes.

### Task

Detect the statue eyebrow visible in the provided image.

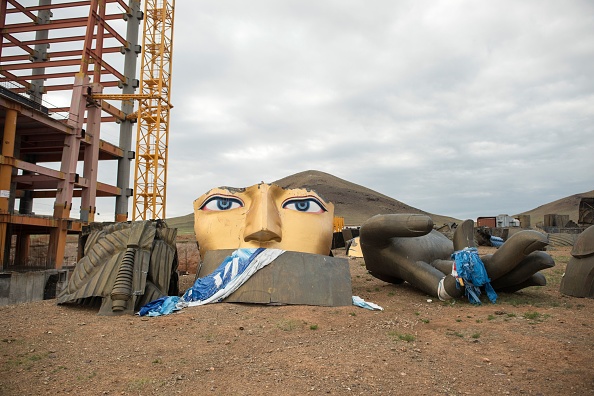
[281,196,327,211]
[198,193,245,208]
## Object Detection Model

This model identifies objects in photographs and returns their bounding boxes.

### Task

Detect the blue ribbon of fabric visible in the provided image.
[452,247,497,304]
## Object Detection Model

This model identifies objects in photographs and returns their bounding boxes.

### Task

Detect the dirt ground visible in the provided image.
[1,246,593,395]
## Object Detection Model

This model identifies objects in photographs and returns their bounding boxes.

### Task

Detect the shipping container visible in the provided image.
[477,217,496,228]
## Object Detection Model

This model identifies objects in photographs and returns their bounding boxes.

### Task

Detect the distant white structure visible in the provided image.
[496,214,520,228]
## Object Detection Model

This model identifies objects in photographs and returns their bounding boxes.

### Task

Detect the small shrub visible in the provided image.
[309,324,318,330]
[398,333,415,342]
[388,331,415,342]
[524,311,541,320]
[277,319,300,331]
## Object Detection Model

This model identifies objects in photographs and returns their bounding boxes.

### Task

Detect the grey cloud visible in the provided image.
[83,1,594,222]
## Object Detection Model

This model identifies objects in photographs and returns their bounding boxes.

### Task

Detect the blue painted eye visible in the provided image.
[282,198,326,213]
[200,196,244,211]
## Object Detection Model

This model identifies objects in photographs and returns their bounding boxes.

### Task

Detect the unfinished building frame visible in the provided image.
[0,0,142,270]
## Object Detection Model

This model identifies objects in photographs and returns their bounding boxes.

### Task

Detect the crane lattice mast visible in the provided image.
[132,0,175,220]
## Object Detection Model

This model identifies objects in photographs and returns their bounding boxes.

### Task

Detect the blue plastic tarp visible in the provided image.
[138,248,285,316]
[452,247,497,304]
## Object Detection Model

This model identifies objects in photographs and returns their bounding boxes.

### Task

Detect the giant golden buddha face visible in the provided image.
[193,183,334,258]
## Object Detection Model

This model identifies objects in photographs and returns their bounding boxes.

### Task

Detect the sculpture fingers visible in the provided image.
[481,230,549,280]
[360,214,434,247]
[452,220,476,251]
[496,273,547,294]
[490,251,555,290]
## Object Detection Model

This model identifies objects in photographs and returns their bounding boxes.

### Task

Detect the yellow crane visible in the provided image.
[132,0,175,220]
[93,0,175,221]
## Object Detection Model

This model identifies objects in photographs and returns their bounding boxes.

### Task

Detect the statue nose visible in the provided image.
[243,185,282,243]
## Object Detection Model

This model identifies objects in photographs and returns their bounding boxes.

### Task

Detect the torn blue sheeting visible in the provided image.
[182,248,261,303]
[352,295,383,311]
[182,248,284,306]
[138,296,180,317]
[138,248,284,316]
[452,247,497,304]
[490,235,504,248]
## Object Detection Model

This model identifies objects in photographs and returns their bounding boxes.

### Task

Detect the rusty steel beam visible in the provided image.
[0,213,84,232]
[50,46,122,58]
[43,84,77,92]
[100,16,128,46]
[0,54,33,62]
[0,213,56,227]
[6,0,129,14]
[100,100,126,121]
[0,156,68,180]
[18,134,65,143]
[18,140,123,162]
[0,1,6,60]
[18,145,68,154]
[29,186,120,199]
[4,14,124,34]
[94,59,125,82]
[0,69,113,82]
[76,176,90,188]
[47,107,69,113]
[98,140,124,159]
[110,0,130,12]
[13,174,58,189]
[96,181,121,196]
[1,58,84,71]
[0,70,32,90]
[2,33,115,48]
[2,33,36,55]
[0,96,73,134]
[6,0,38,22]
[6,1,91,13]
[0,46,124,63]
[44,80,120,91]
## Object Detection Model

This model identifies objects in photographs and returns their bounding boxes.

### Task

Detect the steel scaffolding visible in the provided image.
[0,0,142,269]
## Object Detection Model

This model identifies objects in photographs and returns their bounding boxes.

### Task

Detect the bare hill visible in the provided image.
[166,170,459,233]
[516,189,594,227]
[166,171,591,233]
[273,170,458,226]
[165,212,195,234]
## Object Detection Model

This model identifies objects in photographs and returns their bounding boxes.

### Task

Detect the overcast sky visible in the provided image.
[151,0,592,222]
[26,0,593,222]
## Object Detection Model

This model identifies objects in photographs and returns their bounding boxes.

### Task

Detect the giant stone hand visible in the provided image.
[359,214,554,300]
